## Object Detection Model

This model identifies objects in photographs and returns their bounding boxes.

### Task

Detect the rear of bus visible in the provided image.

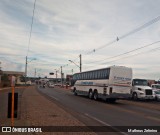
[108,66,132,99]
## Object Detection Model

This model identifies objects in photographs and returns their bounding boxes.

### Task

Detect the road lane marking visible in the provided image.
[38,87,60,101]
[84,113,128,135]
[146,116,160,122]
[50,96,59,101]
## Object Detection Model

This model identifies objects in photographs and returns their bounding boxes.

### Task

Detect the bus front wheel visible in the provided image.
[132,93,138,101]
[74,89,77,96]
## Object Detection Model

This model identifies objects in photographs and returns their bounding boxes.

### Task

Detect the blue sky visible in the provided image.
[0,0,160,80]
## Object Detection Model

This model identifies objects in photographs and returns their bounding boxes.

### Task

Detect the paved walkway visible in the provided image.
[0,86,95,135]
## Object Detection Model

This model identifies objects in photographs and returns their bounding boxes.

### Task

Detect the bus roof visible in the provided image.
[73,65,131,75]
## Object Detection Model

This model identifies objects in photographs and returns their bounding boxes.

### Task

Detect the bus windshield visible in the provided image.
[133,79,148,86]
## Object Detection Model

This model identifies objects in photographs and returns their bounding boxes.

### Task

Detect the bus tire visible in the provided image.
[74,88,77,96]
[89,90,93,99]
[93,91,98,100]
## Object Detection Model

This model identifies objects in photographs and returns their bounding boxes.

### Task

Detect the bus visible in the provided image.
[71,66,132,102]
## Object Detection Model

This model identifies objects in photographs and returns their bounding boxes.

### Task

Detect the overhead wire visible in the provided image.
[102,46,160,65]
[26,0,36,57]
[84,43,160,70]
[84,15,160,55]
[84,40,160,65]
[55,14,160,69]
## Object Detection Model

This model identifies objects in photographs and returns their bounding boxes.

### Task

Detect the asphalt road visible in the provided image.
[38,86,160,135]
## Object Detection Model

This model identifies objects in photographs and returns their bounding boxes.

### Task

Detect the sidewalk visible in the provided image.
[0,86,96,135]
[0,86,28,91]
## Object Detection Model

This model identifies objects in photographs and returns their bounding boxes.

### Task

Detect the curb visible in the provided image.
[0,86,28,91]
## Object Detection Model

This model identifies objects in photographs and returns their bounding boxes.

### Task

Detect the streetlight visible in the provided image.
[68,54,82,72]
[71,69,73,75]
[0,61,1,71]
[25,56,36,85]
[35,68,42,78]
[54,69,58,83]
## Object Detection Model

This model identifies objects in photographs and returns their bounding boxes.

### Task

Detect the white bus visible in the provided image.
[71,66,132,102]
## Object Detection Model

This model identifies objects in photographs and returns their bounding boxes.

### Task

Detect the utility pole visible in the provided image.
[25,56,27,85]
[0,62,2,84]
[0,61,1,71]
[56,70,57,83]
[35,68,36,78]
[56,70,57,84]
[80,54,82,72]
[61,66,63,86]
[54,69,58,84]
[72,69,73,75]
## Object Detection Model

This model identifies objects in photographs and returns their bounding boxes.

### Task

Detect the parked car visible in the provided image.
[151,84,160,91]
[153,90,160,101]
[40,83,46,88]
[54,83,61,86]
[48,83,54,88]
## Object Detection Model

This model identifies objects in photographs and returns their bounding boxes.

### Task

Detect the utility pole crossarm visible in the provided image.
[68,60,80,68]
[68,54,82,72]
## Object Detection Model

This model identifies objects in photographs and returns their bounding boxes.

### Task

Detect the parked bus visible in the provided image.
[71,66,132,102]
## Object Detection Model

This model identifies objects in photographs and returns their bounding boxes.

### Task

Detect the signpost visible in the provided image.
[8,76,17,126]
[11,76,15,126]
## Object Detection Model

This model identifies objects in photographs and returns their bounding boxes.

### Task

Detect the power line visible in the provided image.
[84,44,160,70]
[102,46,160,65]
[119,15,160,40]
[85,40,160,65]
[85,47,160,70]
[26,0,36,57]
[85,15,160,55]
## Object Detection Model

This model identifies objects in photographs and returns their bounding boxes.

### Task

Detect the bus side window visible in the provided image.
[80,74,82,80]
[100,70,103,79]
[94,71,97,79]
[97,70,101,79]
[92,71,95,79]
[88,72,90,80]
[106,68,110,79]
[86,72,88,80]
[81,73,83,80]
[91,71,94,80]
[84,73,86,80]
[102,70,105,79]
[90,72,92,79]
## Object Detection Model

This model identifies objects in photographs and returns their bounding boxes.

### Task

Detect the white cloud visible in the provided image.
[0,0,160,79]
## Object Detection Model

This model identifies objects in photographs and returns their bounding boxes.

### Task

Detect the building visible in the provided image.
[0,70,2,84]
[2,71,25,76]
[0,71,25,87]
[66,74,73,85]
[0,62,2,84]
